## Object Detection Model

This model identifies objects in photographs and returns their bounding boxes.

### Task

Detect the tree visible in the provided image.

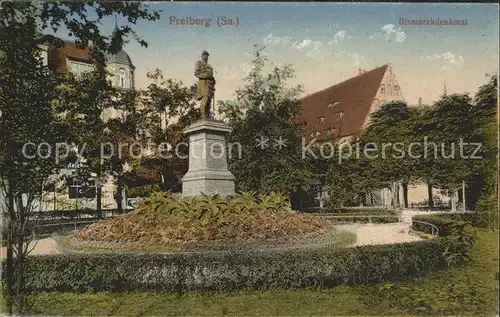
[410,105,437,207]
[470,73,498,223]
[103,88,142,212]
[0,7,69,313]
[0,1,159,314]
[359,101,416,208]
[129,69,201,193]
[219,45,313,199]
[422,93,476,211]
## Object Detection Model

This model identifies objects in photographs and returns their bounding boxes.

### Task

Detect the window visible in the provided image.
[69,61,94,80]
[380,84,385,94]
[119,68,126,88]
[327,101,341,108]
[335,111,344,120]
[319,116,326,124]
[325,128,336,136]
[68,179,96,199]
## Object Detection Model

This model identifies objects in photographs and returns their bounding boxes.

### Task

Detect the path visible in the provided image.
[337,223,422,246]
[336,209,446,246]
[0,238,60,260]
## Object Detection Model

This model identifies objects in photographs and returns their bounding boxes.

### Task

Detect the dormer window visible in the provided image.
[319,116,326,124]
[335,111,344,120]
[315,131,321,137]
[327,101,341,108]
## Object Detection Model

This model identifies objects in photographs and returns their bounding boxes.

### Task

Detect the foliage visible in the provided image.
[127,69,201,192]
[4,238,448,294]
[126,184,163,198]
[471,74,498,224]
[358,229,498,316]
[416,94,477,209]
[432,211,499,229]
[411,214,476,266]
[2,230,497,316]
[0,1,160,314]
[219,45,313,197]
[73,192,333,248]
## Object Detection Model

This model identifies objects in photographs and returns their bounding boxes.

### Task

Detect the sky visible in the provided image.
[60,2,499,106]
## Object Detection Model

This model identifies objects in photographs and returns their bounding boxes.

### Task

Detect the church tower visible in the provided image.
[105,22,135,90]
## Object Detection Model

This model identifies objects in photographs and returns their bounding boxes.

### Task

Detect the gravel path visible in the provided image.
[0,238,60,259]
[337,223,422,246]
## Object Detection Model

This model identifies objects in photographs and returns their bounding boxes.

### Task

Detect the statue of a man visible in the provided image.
[194,50,216,118]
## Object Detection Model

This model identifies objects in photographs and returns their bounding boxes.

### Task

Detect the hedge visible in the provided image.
[411,214,476,267]
[430,211,498,229]
[1,214,475,293]
[3,240,447,293]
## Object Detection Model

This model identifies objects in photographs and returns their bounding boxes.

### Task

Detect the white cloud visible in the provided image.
[425,52,464,72]
[426,52,464,66]
[262,33,292,46]
[369,24,407,43]
[261,34,325,60]
[327,30,352,45]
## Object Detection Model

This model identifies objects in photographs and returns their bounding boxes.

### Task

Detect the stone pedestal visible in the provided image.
[181,119,235,197]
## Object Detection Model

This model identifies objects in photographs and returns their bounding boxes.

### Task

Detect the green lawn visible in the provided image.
[3,229,498,316]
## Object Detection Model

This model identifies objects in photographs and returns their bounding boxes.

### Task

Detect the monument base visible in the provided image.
[182,170,235,197]
[181,119,235,198]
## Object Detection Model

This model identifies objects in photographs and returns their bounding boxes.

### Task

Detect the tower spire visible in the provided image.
[443,81,447,95]
[113,14,119,34]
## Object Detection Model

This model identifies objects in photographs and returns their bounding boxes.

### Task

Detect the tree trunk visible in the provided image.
[96,170,102,219]
[450,190,457,212]
[6,179,14,315]
[427,183,434,207]
[392,182,399,209]
[14,195,25,315]
[402,182,409,208]
[116,179,123,213]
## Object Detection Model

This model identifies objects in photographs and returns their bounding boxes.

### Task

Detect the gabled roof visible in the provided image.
[48,40,134,74]
[298,64,389,141]
[48,40,93,74]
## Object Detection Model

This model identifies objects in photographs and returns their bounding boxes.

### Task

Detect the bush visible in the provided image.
[411,214,476,268]
[126,184,163,198]
[73,191,333,248]
[3,240,448,293]
[431,212,498,229]
[0,202,477,294]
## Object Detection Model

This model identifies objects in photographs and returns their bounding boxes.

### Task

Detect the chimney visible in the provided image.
[363,69,366,73]
[358,68,362,75]
[418,97,422,106]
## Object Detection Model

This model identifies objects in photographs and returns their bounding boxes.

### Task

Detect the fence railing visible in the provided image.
[411,220,440,236]
[33,220,99,237]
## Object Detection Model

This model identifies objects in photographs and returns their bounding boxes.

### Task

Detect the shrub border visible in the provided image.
[2,214,475,293]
